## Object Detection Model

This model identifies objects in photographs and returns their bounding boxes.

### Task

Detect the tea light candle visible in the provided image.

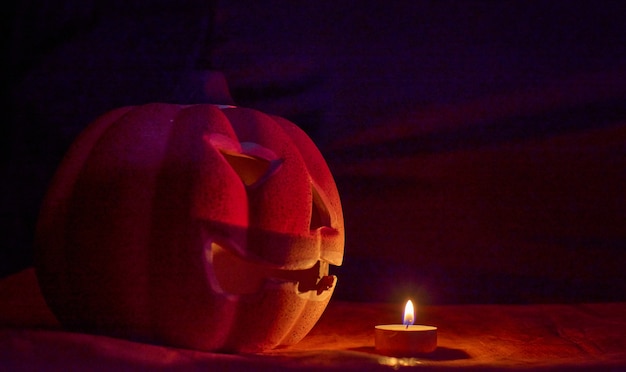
[375,300,437,356]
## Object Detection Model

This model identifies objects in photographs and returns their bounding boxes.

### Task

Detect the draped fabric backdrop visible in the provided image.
[3,0,626,305]
[3,1,626,370]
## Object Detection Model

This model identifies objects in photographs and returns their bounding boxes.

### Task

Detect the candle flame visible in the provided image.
[403,300,415,326]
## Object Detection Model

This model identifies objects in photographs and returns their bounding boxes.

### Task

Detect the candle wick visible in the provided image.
[405,324,409,329]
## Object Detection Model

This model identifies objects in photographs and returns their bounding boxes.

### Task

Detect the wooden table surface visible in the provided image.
[2,269,626,371]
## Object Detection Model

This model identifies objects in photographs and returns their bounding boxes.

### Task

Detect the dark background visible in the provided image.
[3,0,626,305]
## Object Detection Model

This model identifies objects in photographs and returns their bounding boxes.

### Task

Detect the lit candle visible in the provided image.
[375,300,438,356]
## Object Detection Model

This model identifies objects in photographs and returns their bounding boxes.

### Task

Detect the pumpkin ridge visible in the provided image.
[277,280,337,347]
[148,104,239,349]
[35,105,135,331]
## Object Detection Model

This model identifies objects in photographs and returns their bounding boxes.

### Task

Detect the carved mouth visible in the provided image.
[207,242,335,296]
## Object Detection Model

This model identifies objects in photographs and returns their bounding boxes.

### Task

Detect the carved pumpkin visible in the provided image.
[35,103,344,352]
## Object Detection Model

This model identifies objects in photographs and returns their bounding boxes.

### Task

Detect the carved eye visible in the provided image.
[208,134,280,187]
[219,149,272,186]
[310,185,331,230]
[219,148,285,189]
[218,144,331,231]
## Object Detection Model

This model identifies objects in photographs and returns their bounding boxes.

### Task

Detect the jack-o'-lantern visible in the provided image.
[34,103,344,352]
